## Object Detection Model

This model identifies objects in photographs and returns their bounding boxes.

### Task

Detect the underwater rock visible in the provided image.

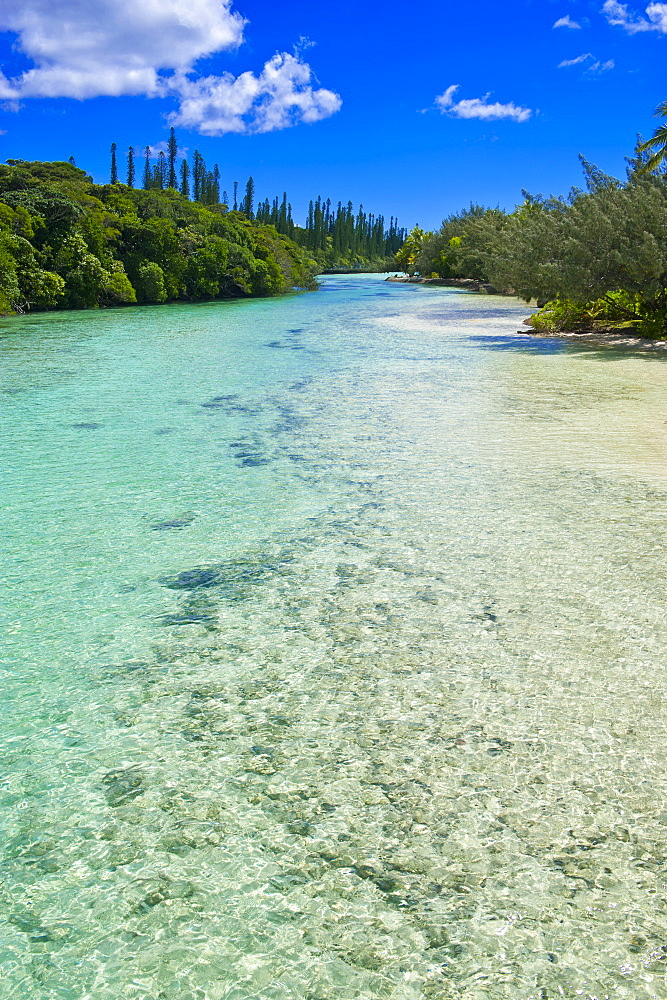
[71,422,102,430]
[149,514,196,531]
[159,610,216,627]
[159,556,282,598]
[102,767,144,807]
[159,566,224,590]
[9,914,55,942]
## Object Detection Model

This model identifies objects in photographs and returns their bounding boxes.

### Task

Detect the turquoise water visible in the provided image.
[2,274,667,999]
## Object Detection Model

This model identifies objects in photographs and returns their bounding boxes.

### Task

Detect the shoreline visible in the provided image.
[520,324,667,352]
[386,275,498,293]
[388,274,667,352]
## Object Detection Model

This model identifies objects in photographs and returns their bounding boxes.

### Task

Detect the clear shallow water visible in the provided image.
[2,275,667,999]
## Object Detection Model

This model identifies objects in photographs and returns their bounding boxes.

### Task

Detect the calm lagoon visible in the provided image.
[2,274,667,999]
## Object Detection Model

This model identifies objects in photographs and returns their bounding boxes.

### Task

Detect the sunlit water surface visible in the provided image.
[2,275,667,1000]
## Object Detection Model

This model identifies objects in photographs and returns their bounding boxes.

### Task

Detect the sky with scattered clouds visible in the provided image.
[0,0,663,227]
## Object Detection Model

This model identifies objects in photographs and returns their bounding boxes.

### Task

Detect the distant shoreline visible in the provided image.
[386,275,498,293]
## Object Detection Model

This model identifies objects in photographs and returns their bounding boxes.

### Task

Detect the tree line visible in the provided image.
[105,129,406,271]
[395,102,667,338]
[0,159,318,314]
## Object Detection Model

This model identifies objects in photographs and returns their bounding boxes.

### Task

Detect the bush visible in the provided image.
[531,300,590,332]
[136,262,167,304]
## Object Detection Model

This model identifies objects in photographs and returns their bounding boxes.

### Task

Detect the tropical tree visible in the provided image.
[395,225,431,273]
[637,100,667,174]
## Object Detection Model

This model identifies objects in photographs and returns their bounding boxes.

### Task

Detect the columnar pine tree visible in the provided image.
[157,151,167,189]
[242,177,255,218]
[110,142,118,184]
[192,150,205,202]
[167,127,178,189]
[127,146,135,188]
[212,165,220,204]
[233,180,238,211]
[143,146,151,189]
[179,159,190,199]
[68,155,76,165]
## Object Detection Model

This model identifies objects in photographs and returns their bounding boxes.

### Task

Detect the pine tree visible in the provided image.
[242,176,255,218]
[127,146,135,187]
[68,155,76,166]
[143,146,151,190]
[212,164,220,204]
[167,127,178,189]
[192,150,205,202]
[179,159,190,199]
[233,180,238,211]
[158,151,167,189]
[279,192,288,232]
[110,142,118,184]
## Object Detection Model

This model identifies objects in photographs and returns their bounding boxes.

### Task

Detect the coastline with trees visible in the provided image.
[0,128,407,316]
[393,102,667,343]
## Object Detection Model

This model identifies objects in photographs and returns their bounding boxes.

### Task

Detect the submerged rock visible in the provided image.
[149,514,196,531]
[158,553,291,598]
[159,610,216,627]
[159,566,224,590]
[102,767,144,807]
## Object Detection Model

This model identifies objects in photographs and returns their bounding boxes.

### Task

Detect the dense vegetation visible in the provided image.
[0,131,406,314]
[114,130,406,271]
[397,109,667,338]
[114,132,406,272]
[0,158,319,314]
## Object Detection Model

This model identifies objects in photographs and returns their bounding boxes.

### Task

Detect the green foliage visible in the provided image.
[136,262,168,303]
[396,136,667,338]
[102,263,136,305]
[395,226,431,273]
[0,158,318,314]
[533,291,667,339]
[0,229,65,313]
[283,195,406,271]
[54,233,108,308]
[412,205,489,278]
[636,99,667,176]
[531,300,590,332]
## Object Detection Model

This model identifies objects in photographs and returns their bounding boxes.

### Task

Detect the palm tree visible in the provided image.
[637,100,667,174]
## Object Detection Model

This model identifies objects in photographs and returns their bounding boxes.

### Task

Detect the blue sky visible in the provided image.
[0,0,663,230]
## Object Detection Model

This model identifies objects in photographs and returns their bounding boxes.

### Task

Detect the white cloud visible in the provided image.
[169,53,342,135]
[589,58,615,70]
[435,84,532,123]
[558,52,594,66]
[602,0,667,32]
[558,52,614,71]
[0,0,342,134]
[0,0,245,98]
[554,15,582,27]
[142,140,189,157]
